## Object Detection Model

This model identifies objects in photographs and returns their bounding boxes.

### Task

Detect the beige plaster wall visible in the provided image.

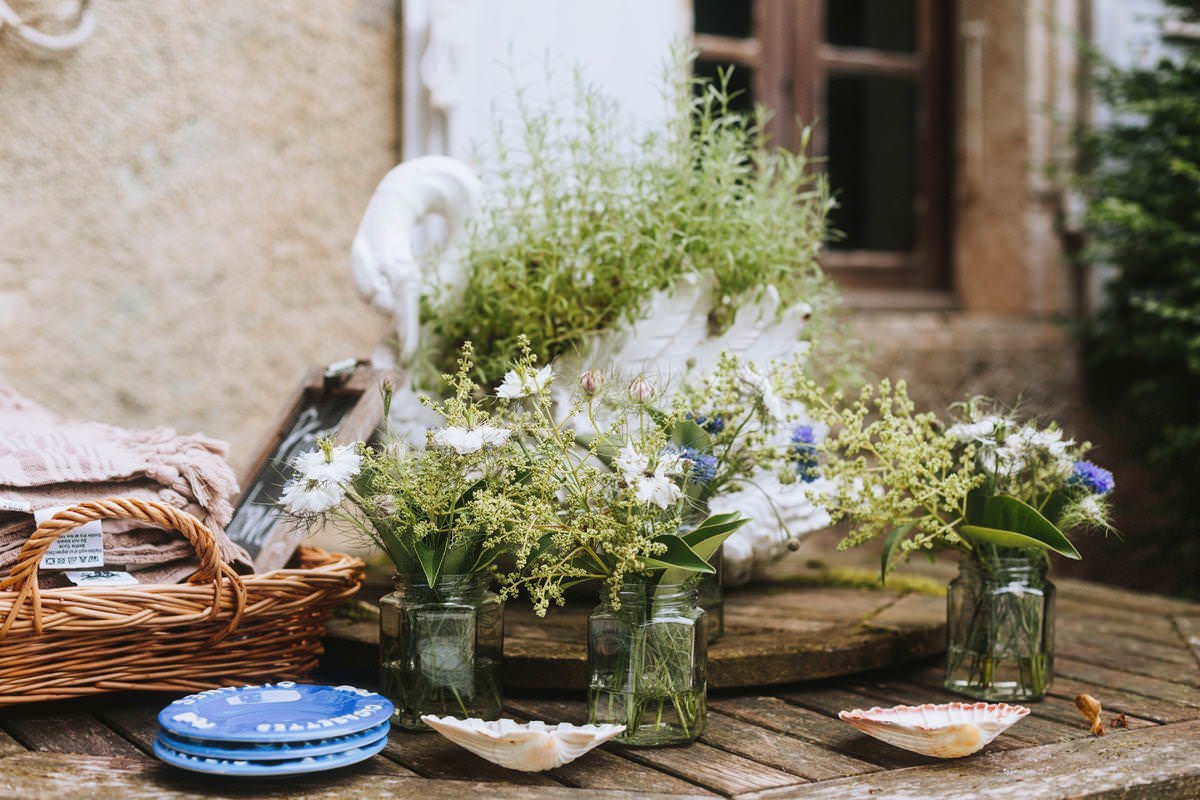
[0,1,394,477]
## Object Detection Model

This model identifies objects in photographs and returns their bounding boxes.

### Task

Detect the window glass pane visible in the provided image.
[826,74,917,252]
[694,61,755,114]
[694,0,753,38]
[825,0,916,52]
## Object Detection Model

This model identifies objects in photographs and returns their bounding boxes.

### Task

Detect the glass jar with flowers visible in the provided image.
[494,347,835,748]
[280,346,542,729]
[785,380,1117,702]
[672,355,832,642]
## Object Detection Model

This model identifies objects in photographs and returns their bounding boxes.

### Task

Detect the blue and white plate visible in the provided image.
[158,683,394,743]
[153,733,388,776]
[158,721,389,761]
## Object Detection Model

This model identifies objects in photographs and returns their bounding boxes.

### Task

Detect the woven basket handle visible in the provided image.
[0,498,247,640]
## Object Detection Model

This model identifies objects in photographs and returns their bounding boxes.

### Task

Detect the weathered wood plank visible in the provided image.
[1054,638,1200,688]
[1045,674,1200,724]
[0,705,145,759]
[1058,607,1188,647]
[506,696,803,796]
[550,747,718,796]
[700,710,876,782]
[0,752,710,800]
[1054,657,1200,709]
[1057,628,1198,667]
[90,695,173,755]
[735,718,1200,800]
[1055,579,1200,618]
[1174,615,1200,668]
[707,695,945,769]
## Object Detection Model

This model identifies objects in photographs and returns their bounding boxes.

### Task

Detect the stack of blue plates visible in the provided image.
[154,682,394,777]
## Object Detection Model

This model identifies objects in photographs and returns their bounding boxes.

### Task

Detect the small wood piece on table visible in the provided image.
[0,576,1197,798]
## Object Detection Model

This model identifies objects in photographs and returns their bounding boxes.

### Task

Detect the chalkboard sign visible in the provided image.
[227,360,394,572]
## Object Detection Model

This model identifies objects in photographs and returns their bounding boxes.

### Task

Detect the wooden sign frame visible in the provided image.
[228,360,396,572]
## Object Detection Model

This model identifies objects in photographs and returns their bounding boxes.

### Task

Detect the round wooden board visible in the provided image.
[324,583,946,691]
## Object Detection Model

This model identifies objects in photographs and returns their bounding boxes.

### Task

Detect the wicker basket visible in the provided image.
[0,497,364,705]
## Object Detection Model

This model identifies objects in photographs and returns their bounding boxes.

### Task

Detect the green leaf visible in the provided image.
[672,419,712,452]
[880,523,915,582]
[644,535,715,574]
[413,537,447,586]
[680,512,748,562]
[964,487,988,525]
[960,495,1081,559]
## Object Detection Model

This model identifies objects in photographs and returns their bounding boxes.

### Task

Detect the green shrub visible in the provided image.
[423,66,837,386]
[1081,0,1200,585]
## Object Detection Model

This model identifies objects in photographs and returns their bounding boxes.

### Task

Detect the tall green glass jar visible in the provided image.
[379,572,504,729]
[587,576,707,746]
[945,551,1055,701]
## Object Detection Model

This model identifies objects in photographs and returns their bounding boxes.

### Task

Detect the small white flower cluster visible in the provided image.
[949,415,1074,479]
[430,425,511,455]
[496,365,554,399]
[738,364,784,421]
[280,444,362,516]
[614,443,683,510]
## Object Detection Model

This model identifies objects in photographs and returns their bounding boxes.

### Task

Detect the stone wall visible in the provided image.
[0,0,394,477]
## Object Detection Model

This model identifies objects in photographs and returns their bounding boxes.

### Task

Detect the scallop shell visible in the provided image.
[838,702,1030,758]
[419,715,626,772]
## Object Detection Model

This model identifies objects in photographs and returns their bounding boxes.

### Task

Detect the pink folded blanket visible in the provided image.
[0,383,252,584]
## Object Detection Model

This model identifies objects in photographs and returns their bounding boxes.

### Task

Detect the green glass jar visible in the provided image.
[945,551,1055,701]
[379,572,504,729]
[587,576,707,746]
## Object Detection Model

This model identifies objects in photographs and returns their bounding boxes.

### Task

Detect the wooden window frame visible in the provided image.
[694,0,953,291]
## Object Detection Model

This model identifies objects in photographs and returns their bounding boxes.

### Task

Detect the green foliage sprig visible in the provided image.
[425,60,836,386]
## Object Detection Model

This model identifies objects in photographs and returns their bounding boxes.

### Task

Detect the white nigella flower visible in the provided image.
[635,465,683,510]
[739,365,784,421]
[614,444,649,478]
[946,416,1005,443]
[431,424,512,455]
[497,365,554,399]
[1076,493,1106,525]
[656,450,684,476]
[281,479,345,515]
[292,445,361,484]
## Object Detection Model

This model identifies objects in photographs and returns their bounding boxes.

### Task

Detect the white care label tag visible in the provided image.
[0,498,32,513]
[34,506,104,569]
[65,569,138,587]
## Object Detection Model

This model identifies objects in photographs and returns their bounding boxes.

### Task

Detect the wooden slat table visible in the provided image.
[0,575,1196,799]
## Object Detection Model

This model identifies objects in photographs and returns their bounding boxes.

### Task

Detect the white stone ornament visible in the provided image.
[351,155,830,578]
[838,702,1030,758]
[420,715,625,772]
[351,155,482,367]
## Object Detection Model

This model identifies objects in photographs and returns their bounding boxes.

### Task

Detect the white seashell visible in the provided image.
[838,702,1030,758]
[419,715,626,772]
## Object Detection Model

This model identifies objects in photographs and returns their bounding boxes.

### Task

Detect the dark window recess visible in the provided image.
[694,0,754,38]
[826,75,917,252]
[694,60,756,114]
[825,0,917,53]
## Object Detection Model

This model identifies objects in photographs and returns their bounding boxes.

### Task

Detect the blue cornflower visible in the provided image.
[790,425,820,483]
[1069,460,1114,495]
[686,413,726,435]
[677,446,718,485]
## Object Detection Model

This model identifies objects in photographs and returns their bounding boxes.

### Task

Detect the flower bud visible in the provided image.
[628,376,656,404]
[579,369,605,396]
